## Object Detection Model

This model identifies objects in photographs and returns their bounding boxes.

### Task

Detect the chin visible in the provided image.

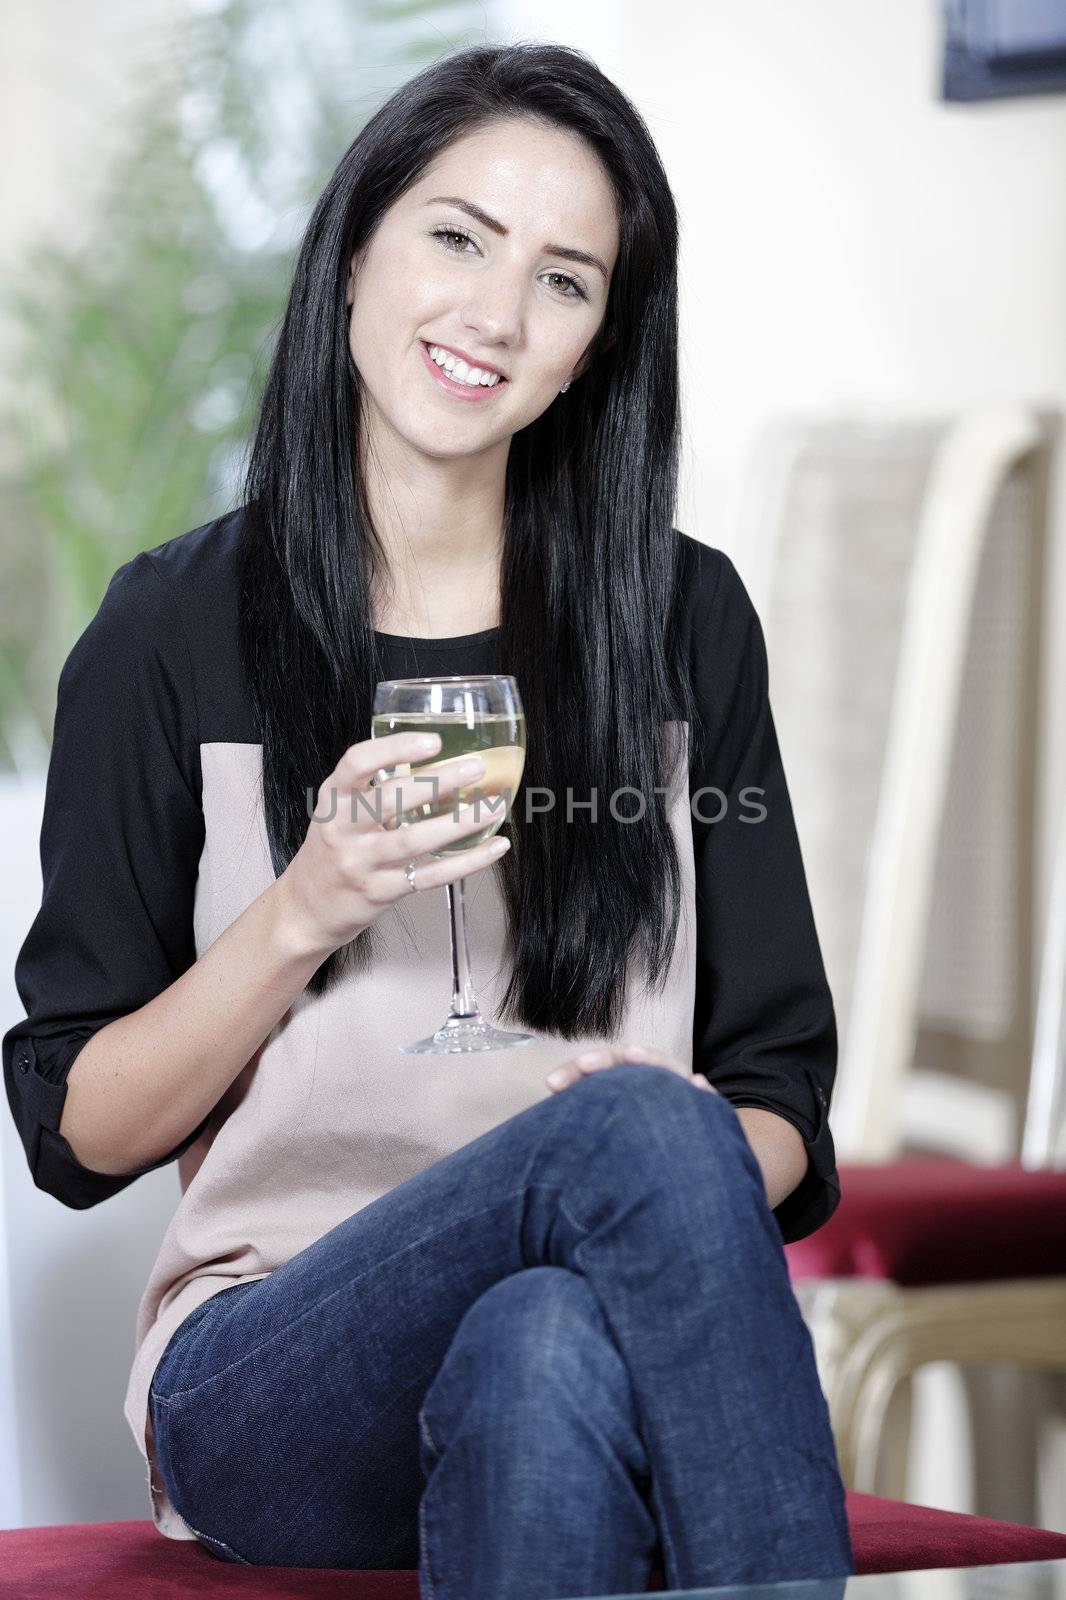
[405,424,487,461]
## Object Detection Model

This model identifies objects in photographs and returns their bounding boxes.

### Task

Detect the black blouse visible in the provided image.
[3,508,841,1243]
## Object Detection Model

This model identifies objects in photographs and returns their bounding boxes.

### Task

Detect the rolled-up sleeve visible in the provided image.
[3,550,208,1208]
[689,546,840,1245]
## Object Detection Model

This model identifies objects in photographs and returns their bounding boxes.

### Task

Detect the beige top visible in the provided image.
[123,733,697,1541]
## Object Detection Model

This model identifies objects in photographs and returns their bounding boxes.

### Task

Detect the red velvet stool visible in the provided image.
[4,1493,1066,1596]
[784,1157,1066,1287]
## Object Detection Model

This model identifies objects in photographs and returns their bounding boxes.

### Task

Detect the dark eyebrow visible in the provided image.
[423,195,609,280]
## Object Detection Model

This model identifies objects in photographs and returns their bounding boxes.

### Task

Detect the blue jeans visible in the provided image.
[148,1062,853,1597]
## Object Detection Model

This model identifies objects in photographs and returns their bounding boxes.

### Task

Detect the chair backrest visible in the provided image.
[1023,784,1066,1168]
[739,407,1056,1162]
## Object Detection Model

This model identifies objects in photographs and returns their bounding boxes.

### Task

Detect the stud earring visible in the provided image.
[559,379,571,393]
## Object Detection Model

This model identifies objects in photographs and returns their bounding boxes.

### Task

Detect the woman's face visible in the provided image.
[345,116,620,461]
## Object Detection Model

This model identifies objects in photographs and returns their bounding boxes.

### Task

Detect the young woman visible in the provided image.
[4,42,853,1599]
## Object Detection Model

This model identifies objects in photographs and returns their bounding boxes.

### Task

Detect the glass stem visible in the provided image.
[446,876,482,1019]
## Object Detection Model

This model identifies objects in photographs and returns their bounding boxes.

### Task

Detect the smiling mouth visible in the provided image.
[421,341,508,388]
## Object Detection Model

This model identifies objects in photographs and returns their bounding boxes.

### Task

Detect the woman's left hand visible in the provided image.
[545,1041,719,1094]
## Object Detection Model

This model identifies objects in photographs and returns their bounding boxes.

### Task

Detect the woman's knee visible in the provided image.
[562,1059,746,1168]
[435,1267,614,1390]
[548,1061,768,1252]
[419,1268,637,1458]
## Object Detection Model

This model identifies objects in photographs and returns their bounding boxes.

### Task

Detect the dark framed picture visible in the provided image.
[942,0,1066,100]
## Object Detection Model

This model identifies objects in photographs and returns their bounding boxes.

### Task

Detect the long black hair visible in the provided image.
[237,40,705,1036]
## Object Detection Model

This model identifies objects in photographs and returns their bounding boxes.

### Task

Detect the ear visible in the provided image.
[570,324,615,383]
[345,249,361,309]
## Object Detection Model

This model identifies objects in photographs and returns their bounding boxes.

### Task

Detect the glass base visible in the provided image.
[399,1014,536,1054]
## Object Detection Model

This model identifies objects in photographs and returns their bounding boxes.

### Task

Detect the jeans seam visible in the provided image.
[419,1493,436,1600]
[418,1405,441,1598]
[160,1463,252,1565]
[148,1390,250,1562]
[556,1191,593,1240]
[151,1285,254,1401]
[419,1406,441,1463]
[155,1196,533,1402]
[183,1519,252,1564]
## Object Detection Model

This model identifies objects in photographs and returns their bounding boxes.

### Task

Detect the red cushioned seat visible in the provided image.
[844,1491,1066,1574]
[3,1494,1066,1595]
[784,1157,1066,1286]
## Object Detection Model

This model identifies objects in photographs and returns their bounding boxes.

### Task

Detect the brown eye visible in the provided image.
[431,227,588,302]
[545,272,586,301]
[432,226,476,253]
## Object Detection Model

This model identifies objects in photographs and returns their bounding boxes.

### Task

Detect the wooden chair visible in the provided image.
[737,405,1065,1506]
[786,784,1066,1496]
[741,405,1055,1165]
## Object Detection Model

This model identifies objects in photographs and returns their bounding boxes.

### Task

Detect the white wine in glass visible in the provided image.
[371,674,533,1053]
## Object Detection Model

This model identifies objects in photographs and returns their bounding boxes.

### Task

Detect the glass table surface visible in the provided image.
[575,1558,1066,1599]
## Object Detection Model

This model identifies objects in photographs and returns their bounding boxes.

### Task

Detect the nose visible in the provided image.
[460,275,524,353]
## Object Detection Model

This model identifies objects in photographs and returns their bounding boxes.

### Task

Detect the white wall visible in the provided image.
[503,0,1066,960]
[647,0,1066,967]
[0,0,190,1531]
[1,778,195,1530]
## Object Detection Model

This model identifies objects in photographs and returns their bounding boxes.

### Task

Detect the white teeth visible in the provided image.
[427,344,502,387]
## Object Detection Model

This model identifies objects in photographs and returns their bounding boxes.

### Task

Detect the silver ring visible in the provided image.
[404,860,418,894]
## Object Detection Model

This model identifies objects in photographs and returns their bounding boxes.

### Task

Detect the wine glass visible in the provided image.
[371,674,534,1054]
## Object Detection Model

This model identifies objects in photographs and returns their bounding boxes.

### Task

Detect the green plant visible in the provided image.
[0,0,489,775]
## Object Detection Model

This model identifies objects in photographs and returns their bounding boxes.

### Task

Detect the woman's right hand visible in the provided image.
[276,732,510,957]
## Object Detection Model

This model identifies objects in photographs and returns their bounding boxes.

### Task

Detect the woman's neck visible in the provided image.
[371,558,501,638]
[361,426,507,638]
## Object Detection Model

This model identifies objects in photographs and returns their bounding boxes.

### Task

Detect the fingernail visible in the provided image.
[488,838,510,853]
[415,734,441,752]
[546,1068,568,1088]
[576,1050,607,1065]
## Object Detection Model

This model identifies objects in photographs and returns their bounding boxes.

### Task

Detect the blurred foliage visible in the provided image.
[0,0,489,776]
